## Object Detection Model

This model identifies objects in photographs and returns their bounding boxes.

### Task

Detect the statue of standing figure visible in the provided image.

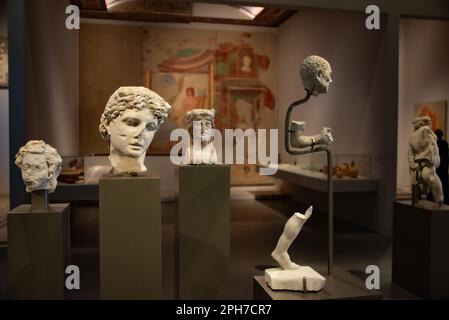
[290,55,334,149]
[409,116,444,205]
[266,55,334,292]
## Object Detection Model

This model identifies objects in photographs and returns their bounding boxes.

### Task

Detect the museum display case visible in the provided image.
[277,153,374,183]
[304,153,372,179]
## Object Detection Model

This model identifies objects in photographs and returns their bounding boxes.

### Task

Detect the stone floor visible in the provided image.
[0,198,416,300]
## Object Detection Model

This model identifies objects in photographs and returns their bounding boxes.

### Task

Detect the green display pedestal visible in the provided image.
[8,203,70,300]
[178,165,230,299]
[99,173,161,299]
[393,200,449,299]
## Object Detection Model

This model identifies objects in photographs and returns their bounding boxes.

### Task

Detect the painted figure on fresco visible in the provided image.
[182,87,200,113]
[241,55,253,73]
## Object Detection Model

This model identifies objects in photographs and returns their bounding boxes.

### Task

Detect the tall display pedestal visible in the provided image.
[178,165,230,299]
[253,269,382,300]
[99,173,161,299]
[8,203,70,299]
[393,200,449,299]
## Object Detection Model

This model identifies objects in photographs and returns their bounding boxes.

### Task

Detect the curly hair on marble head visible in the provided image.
[300,55,332,95]
[15,140,62,178]
[99,86,172,140]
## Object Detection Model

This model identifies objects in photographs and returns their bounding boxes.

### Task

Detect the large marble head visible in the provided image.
[15,140,62,193]
[99,86,171,173]
[300,55,332,96]
[186,109,216,143]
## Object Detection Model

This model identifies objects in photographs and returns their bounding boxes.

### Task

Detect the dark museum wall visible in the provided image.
[0,0,8,195]
[79,22,142,155]
[277,9,389,231]
[397,18,449,189]
[25,0,79,156]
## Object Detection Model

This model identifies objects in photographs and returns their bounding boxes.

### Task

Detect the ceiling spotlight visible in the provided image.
[236,6,264,20]
[105,0,135,10]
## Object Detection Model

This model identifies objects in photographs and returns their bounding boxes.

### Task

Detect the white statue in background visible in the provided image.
[185,108,218,165]
[99,86,171,173]
[15,140,62,193]
[409,116,444,205]
[265,206,326,292]
[290,55,333,149]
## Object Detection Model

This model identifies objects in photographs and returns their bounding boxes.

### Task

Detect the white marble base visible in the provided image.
[265,266,326,292]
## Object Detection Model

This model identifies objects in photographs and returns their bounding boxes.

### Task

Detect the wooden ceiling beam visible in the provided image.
[77,1,297,26]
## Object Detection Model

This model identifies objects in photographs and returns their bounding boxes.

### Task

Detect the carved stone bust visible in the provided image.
[409,116,444,204]
[185,108,218,165]
[300,55,332,96]
[15,140,62,193]
[99,86,171,173]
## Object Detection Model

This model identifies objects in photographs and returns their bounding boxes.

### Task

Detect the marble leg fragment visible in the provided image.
[271,206,313,270]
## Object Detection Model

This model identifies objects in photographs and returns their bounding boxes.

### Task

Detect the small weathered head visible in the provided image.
[15,140,62,193]
[186,108,216,142]
[300,55,332,96]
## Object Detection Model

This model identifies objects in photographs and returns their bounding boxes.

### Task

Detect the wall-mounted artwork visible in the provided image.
[142,27,276,185]
[145,68,215,154]
[0,37,8,88]
[415,100,447,133]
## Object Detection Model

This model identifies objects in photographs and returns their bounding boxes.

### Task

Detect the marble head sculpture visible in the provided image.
[185,108,218,164]
[300,55,332,96]
[15,140,62,193]
[409,116,444,204]
[99,86,171,173]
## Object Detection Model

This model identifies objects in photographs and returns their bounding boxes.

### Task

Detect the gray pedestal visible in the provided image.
[99,173,161,299]
[253,270,382,300]
[393,200,449,299]
[8,203,70,299]
[178,165,230,299]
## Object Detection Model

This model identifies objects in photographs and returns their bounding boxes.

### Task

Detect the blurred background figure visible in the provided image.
[435,129,449,204]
